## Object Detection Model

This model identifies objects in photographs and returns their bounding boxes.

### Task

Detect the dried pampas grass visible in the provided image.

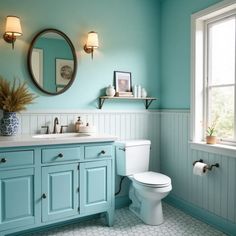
[0,77,37,112]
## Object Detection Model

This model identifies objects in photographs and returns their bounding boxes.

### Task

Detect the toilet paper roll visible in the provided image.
[193,162,208,176]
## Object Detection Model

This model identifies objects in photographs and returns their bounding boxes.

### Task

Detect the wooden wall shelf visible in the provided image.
[98,96,157,109]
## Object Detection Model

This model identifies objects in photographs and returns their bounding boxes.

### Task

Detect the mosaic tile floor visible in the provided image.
[28,203,226,236]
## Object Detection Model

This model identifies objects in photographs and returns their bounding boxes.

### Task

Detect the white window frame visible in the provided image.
[205,13,236,143]
[191,0,236,155]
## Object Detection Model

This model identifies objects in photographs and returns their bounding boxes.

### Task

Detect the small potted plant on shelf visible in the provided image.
[0,77,37,136]
[206,124,217,144]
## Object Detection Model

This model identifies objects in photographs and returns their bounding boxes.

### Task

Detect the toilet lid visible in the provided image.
[133,171,171,187]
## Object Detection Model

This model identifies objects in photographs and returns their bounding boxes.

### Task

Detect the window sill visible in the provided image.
[190,141,236,158]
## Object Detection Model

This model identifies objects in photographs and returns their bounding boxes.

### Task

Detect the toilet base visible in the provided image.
[129,200,164,225]
[129,184,165,225]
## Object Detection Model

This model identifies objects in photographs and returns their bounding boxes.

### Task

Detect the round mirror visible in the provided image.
[28,29,77,95]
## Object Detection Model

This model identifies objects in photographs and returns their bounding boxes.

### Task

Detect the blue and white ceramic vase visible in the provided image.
[0,112,19,136]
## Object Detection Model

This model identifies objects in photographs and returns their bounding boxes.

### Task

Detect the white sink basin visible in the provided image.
[32,133,90,139]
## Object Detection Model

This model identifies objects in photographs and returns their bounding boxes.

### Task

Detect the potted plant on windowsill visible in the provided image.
[206,125,217,144]
[0,77,37,136]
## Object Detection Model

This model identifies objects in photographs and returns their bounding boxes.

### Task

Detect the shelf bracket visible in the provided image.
[145,99,154,109]
[99,97,106,109]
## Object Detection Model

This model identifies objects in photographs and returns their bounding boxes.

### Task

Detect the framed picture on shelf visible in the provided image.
[114,71,132,92]
[56,59,74,85]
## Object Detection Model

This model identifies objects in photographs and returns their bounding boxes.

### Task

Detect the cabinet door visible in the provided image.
[0,168,35,231]
[42,164,79,222]
[80,160,112,214]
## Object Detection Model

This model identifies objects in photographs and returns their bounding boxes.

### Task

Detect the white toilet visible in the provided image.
[115,140,172,225]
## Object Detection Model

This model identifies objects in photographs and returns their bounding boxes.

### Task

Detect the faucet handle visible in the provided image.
[41,125,50,134]
[60,125,68,133]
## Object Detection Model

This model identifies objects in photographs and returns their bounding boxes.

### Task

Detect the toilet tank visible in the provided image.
[115,140,151,176]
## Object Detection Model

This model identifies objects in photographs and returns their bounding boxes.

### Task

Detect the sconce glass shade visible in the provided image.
[86,31,99,48]
[3,16,22,49]
[5,16,22,36]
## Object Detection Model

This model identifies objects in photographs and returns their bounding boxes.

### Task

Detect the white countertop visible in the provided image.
[0,133,117,148]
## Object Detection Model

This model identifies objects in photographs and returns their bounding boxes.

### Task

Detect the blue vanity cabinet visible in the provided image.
[0,150,35,232]
[41,163,79,222]
[0,141,115,235]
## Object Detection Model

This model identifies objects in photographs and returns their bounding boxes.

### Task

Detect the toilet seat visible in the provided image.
[133,171,171,188]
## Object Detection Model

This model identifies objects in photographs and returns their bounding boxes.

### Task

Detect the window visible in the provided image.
[191,1,236,145]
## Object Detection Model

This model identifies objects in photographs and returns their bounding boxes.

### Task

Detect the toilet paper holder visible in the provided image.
[193,159,220,171]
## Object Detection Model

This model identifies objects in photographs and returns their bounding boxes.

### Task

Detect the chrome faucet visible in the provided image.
[53,117,59,134]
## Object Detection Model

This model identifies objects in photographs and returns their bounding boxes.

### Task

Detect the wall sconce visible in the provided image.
[3,16,23,49]
[83,31,99,59]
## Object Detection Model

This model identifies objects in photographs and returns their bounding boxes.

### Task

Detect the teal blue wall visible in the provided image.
[35,37,73,92]
[160,0,221,109]
[1,0,225,110]
[0,0,160,110]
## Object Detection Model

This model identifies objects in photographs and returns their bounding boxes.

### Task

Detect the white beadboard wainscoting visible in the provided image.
[160,110,236,235]
[1,109,236,233]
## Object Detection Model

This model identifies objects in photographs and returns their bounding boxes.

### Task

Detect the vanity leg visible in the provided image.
[105,209,114,226]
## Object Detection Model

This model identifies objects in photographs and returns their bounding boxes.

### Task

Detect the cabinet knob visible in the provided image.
[101,150,106,155]
[58,153,63,158]
[42,193,47,199]
[0,158,6,163]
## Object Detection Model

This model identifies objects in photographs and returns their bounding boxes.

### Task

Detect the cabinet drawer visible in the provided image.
[42,146,81,163]
[0,150,34,168]
[84,145,112,159]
